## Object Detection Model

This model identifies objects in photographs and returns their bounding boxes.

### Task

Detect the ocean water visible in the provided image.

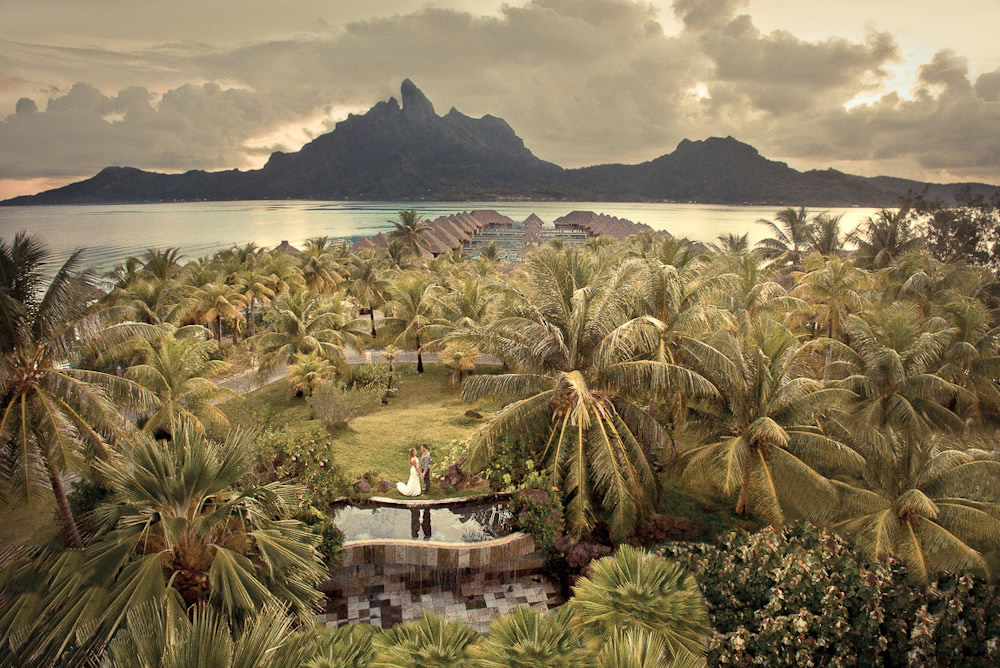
[0,200,881,273]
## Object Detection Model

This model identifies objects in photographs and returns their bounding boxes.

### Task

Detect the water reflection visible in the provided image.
[332,500,513,542]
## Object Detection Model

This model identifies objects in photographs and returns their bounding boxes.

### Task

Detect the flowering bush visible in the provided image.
[660,524,915,666]
[659,524,1000,666]
[254,426,350,506]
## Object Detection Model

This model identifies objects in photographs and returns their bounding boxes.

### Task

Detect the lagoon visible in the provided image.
[0,200,881,273]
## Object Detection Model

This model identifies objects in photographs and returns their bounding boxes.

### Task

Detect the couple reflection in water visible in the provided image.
[410,508,432,540]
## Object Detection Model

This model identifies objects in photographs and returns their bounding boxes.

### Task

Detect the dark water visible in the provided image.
[332,500,515,542]
[0,200,879,278]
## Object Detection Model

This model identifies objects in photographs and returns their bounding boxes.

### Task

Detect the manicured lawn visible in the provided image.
[0,494,59,549]
[221,363,500,498]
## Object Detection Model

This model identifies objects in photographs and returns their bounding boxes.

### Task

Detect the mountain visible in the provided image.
[5,80,998,207]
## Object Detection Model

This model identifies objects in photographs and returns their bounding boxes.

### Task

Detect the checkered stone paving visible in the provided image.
[317,573,562,634]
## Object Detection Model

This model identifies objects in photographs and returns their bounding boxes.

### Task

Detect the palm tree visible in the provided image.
[755,206,815,268]
[385,238,415,270]
[263,249,305,296]
[104,256,144,290]
[709,232,750,255]
[792,255,870,379]
[301,253,342,295]
[238,265,276,337]
[596,630,704,668]
[682,317,859,523]
[305,625,379,668]
[388,209,431,259]
[849,207,923,270]
[383,272,443,374]
[372,613,479,667]
[480,241,503,262]
[829,432,1000,581]
[0,235,155,548]
[827,305,965,445]
[460,248,707,540]
[254,290,366,379]
[106,599,321,668]
[569,545,710,665]
[348,249,390,337]
[441,341,480,388]
[288,351,335,397]
[472,607,588,667]
[189,281,246,343]
[0,425,325,664]
[140,247,183,281]
[125,329,235,436]
[808,212,845,257]
[934,298,1000,424]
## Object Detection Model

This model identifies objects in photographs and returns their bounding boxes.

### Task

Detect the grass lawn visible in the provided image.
[0,494,59,549]
[221,363,500,499]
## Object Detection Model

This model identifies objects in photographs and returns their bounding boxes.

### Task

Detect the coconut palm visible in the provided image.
[348,249,390,337]
[755,206,815,269]
[104,256,144,290]
[682,317,859,523]
[0,425,325,665]
[881,251,982,317]
[708,232,750,255]
[460,248,701,540]
[140,247,183,281]
[808,212,846,257]
[263,249,305,296]
[479,241,503,263]
[125,329,235,436]
[238,264,276,337]
[826,304,965,445]
[0,237,155,548]
[106,599,321,668]
[792,255,870,379]
[254,290,366,379]
[849,207,923,270]
[569,545,710,665]
[382,272,444,374]
[372,613,479,667]
[441,341,480,388]
[288,351,335,397]
[385,238,415,270]
[188,281,246,343]
[441,275,494,329]
[472,607,589,667]
[388,209,431,259]
[829,432,1000,581]
[934,298,1000,424]
[301,253,342,295]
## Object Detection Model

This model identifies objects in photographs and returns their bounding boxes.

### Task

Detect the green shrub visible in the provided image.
[347,361,391,392]
[482,435,540,490]
[309,382,381,431]
[254,426,350,506]
[296,505,345,567]
[510,469,564,554]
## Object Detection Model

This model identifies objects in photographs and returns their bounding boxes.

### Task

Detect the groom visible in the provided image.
[419,444,431,494]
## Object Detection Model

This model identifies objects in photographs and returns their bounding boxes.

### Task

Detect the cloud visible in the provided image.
[0,0,998,187]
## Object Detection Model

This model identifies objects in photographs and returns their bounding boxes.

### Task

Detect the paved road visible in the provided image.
[214,350,499,395]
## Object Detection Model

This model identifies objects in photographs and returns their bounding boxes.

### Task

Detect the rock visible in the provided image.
[353,480,372,494]
[636,515,699,544]
[464,409,483,419]
[377,479,394,493]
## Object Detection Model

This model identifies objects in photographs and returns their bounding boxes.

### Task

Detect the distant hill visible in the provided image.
[5,80,998,207]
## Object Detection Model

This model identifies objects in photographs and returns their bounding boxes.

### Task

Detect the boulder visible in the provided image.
[464,409,483,419]
[516,488,550,507]
[353,480,372,494]
[378,479,394,493]
[567,541,612,571]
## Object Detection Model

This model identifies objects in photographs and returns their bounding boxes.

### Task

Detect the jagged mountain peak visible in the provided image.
[400,79,436,121]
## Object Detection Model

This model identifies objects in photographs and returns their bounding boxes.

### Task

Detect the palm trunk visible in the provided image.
[823,318,833,382]
[47,460,82,549]
[369,307,377,338]
[416,334,424,373]
[215,315,222,343]
[247,299,256,337]
[232,321,239,344]
[735,464,751,517]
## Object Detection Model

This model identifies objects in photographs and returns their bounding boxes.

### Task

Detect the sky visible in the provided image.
[1,0,999,199]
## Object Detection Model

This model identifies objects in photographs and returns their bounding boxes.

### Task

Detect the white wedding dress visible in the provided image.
[397,458,422,496]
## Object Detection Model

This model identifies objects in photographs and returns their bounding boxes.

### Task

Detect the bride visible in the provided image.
[396,448,422,497]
